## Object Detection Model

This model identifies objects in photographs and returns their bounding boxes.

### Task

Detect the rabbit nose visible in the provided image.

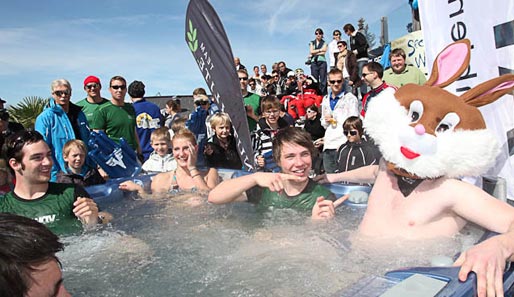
[414,124,425,135]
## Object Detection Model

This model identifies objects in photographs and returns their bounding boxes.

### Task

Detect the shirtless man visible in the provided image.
[316,39,514,297]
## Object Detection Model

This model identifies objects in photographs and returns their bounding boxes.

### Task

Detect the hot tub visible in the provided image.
[65,170,514,296]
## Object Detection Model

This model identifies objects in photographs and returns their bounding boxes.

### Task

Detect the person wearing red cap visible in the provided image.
[75,75,110,124]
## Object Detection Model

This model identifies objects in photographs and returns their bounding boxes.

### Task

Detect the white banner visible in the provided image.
[419,0,514,199]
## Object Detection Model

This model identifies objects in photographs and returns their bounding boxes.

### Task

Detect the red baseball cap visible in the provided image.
[83,75,101,87]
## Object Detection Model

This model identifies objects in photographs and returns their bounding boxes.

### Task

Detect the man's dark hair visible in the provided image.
[109,75,126,86]
[333,29,341,36]
[337,40,347,47]
[3,130,44,175]
[364,61,384,78]
[128,80,146,98]
[343,24,355,33]
[0,213,64,297]
[272,127,315,164]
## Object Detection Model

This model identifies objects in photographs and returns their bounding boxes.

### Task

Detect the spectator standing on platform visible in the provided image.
[383,48,427,88]
[90,76,140,154]
[234,57,246,71]
[309,28,328,96]
[328,29,342,70]
[320,69,359,173]
[239,69,261,132]
[343,23,369,98]
[360,61,396,118]
[75,75,110,124]
[129,80,162,161]
[35,79,90,182]
[336,41,360,95]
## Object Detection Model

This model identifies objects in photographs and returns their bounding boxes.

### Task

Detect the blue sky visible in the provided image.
[0,0,411,107]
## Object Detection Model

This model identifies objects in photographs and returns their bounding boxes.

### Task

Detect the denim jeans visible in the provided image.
[310,60,328,95]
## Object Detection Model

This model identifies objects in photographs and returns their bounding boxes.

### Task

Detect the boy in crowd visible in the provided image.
[142,127,177,173]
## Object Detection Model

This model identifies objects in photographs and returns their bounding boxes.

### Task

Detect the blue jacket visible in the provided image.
[35,100,90,181]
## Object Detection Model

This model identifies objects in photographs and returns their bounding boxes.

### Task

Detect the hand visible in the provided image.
[245,105,254,116]
[73,197,99,226]
[311,195,349,220]
[187,143,198,168]
[353,50,358,55]
[324,114,333,123]
[204,144,214,156]
[119,180,142,192]
[254,172,304,193]
[348,81,354,86]
[453,235,511,297]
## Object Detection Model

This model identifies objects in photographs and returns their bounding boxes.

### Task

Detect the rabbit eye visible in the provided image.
[408,100,423,123]
[436,113,460,134]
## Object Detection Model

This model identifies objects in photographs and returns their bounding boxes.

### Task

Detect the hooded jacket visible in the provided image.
[35,100,90,181]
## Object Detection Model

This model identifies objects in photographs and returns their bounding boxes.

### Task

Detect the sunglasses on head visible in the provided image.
[53,90,70,97]
[329,79,343,84]
[111,85,126,90]
[344,130,358,136]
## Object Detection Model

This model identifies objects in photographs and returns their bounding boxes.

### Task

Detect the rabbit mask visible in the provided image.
[364,39,514,180]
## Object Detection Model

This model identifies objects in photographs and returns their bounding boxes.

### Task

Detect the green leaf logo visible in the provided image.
[187,19,198,52]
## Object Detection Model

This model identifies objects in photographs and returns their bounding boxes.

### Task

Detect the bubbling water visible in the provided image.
[60,193,482,297]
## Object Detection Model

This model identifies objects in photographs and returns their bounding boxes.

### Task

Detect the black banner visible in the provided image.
[185,0,255,171]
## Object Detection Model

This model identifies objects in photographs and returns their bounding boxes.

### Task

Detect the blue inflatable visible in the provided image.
[87,131,141,179]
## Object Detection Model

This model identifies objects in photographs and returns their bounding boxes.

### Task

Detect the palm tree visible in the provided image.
[8,96,49,130]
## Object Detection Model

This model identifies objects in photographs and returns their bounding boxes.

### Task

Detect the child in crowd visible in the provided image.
[252,95,290,172]
[57,140,105,187]
[142,127,177,173]
[336,116,378,175]
[204,113,242,170]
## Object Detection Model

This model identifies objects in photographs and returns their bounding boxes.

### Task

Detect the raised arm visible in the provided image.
[208,172,303,204]
[315,162,380,184]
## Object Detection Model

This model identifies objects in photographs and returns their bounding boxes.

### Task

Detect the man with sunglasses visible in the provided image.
[89,76,140,154]
[360,61,396,117]
[320,68,359,173]
[75,75,110,124]
[35,79,90,181]
[239,69,261,132]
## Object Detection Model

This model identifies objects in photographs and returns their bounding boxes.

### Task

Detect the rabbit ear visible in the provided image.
[459,74,514,107]
[425,39,471,88]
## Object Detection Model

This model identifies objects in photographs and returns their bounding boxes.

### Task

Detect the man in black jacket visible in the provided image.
[343,23,369,99]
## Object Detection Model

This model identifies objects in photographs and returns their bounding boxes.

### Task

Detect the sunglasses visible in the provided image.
[315,32,323,35]
[195,100,209,106]
[239,77,248,81]
[329,79,343,84]
[361,72,373,77]
[85,83,99,90]
[111,85,126,90]
[344,130,358,136]
[53,90,70,97]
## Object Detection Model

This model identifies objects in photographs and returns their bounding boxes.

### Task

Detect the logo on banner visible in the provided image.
[106,148,127,169]
[187,20,198,52]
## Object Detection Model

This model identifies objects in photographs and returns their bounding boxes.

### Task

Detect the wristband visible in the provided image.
[191,174,201,179]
